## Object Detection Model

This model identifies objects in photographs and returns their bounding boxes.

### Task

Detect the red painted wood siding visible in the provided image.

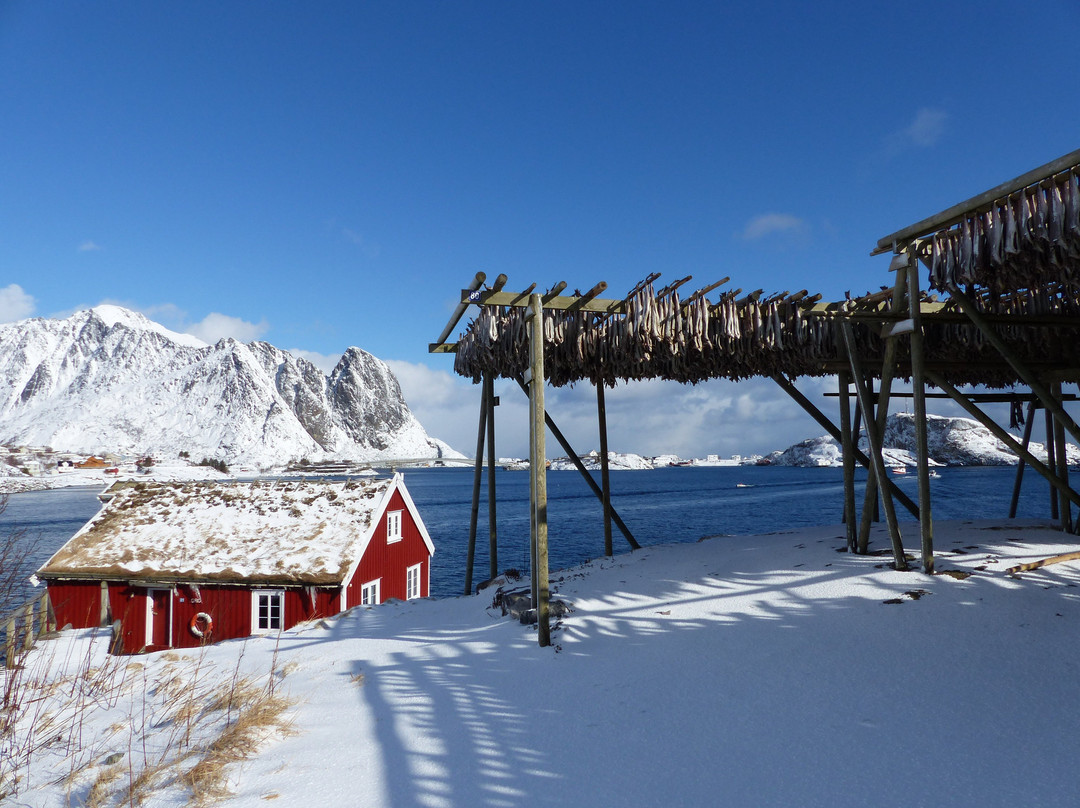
[345,490,431,605]
[47,580,342,655]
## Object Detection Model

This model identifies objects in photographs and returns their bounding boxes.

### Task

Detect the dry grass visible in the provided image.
[182,688,294,805]
[85,762,125,808]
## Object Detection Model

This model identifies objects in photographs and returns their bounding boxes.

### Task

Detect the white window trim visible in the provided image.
[145,588,173,648]
[360,578,380,606]
[406,563,422,600]
[386,510,403,543]
[251,589,285,634]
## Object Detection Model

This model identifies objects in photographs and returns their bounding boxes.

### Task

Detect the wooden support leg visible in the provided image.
[1009,400,1038,519]
[515,379,641,550]
[842,323,907,569]
[597,381,614,557]
[925,371,1080,513]
[769,374,919,520]
[1046,405,1059,520]
[1052,382,1072,532]
[527,294,551,647]
[906,255,934,574]
[465,382,488,595]
[485,374,499,579]
[838,371,857,552]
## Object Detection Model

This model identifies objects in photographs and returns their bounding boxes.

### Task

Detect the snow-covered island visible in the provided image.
[764,412,1080,468]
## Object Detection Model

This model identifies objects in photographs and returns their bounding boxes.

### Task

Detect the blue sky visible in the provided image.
[2,2,1079,458]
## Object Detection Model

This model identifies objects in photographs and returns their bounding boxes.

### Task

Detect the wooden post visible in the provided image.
[485,374,499,579]
[858,264,907,550]
[597,381,614,557]
[838,371,857,552]
[842,322,907,570]
[925,370,1080,511]
[906,253,934,574]
[1052,382,1072,532]
[4,618,14,669]
[99,580,109,627]
[1046,405,1059,520]
[23,602,34,651]
[527,294,551,647]
[464,384,488,595]
[1009,400,1038,518]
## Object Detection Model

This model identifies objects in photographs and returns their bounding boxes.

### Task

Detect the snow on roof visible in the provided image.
[38,476,400,585]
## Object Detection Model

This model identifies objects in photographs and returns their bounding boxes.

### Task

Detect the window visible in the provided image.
[406,564,421,600]
[360,579,380,605]
[386,510,402,543]
[252,590,284,632]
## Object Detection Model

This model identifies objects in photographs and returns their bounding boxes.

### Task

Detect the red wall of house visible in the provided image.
[345,489,431,605]
[47,580,342,655]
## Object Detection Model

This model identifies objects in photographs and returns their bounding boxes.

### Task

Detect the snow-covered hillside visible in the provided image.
[0,306,457,467]
[768,412,1079,467]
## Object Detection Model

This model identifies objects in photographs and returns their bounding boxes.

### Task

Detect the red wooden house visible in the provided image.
[36,474,434,654]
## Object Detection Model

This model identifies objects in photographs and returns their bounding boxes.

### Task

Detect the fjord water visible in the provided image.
[2,466,1061,603]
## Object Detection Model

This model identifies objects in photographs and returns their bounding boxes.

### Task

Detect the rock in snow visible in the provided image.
[768,412,1079,467]
[0,306,458,467]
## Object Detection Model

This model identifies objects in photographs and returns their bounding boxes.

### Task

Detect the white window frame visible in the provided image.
[145,588,173,648]
[406,563,421,600]
[386,510,403,543]
[251,589,285,633]
[360,579,380,606]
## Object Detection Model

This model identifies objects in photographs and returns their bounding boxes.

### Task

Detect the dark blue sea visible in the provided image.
[1,465,1067,604]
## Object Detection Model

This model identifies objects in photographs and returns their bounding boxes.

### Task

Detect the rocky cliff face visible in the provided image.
[768,412,1079,467]
[0,306,457,467]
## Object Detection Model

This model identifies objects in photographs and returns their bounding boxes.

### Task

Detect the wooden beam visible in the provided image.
[1006,550,1080,575]
[843,322,908,569]
[769,374,919,517]
[464,381,488,595]
[876,148,1080,251]
[515,379,641,551]
[1008,400,1038,519]
[432,272,486,352]
[947,285,1080,448]
[924,370,1080,512]
[838,371,857,552]
[462,288,626,315]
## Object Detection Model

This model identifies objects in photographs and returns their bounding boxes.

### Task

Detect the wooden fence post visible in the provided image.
[4,617,15,669]
[23,602,34,651]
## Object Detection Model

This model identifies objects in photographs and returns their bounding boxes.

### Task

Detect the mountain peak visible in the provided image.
[87,305,209,349]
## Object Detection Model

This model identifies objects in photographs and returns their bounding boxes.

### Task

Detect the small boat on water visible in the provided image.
[735,483,754,488]
[890,466,907,475]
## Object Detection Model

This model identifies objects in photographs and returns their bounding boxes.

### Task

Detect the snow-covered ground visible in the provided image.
[7,519,1080,806]
[0,459,233,494]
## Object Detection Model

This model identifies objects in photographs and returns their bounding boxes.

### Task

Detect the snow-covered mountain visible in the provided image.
[0,306,458,467]
[768,412,1080,467]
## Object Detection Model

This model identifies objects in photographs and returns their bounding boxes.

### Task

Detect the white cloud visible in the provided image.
[0,284,35,323]
[78,240,102,252]
[904,107,947,147]
[741,213,807,241]
[290,349,343,374]
[185,312,269,344]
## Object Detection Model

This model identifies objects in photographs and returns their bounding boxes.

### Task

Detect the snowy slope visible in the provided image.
[769,412,1079,467]
[8,519,1080,807]
[0,307,457,467]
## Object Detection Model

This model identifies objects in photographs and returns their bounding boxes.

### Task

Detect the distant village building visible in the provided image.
[76,456,108,469]
[37,475,434,655]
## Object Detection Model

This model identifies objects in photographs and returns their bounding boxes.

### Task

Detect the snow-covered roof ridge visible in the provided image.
[37,476,396,585]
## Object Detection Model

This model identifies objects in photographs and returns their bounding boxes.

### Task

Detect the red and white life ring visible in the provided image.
[189,612,213,639]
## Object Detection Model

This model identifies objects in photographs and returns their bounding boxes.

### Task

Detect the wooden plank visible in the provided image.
[598,381,613,557]
[1006,550,1080,575]
[1008,400,1037,519]
[838,371,857,552]
[463,288,627,314]
[876,148,1080,250]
